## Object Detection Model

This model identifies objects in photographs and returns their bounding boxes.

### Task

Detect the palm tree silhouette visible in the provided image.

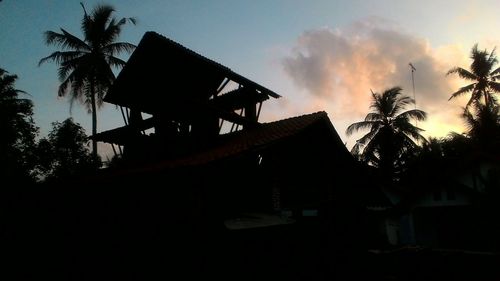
[447,44,500,110]
[462,103,500,149]
[346,87,427,181]
[39,3,136,158]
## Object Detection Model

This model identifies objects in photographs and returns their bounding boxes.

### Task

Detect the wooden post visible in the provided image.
[120,106,128,126]
[111,143,118,157]
[244,92,257,129]
[256,101,263,121]
[219,119,224,133]
[216,78,230,96]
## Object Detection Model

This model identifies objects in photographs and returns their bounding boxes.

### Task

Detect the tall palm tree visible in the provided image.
[346,87,427,180]
[39,3,136,158]
[447,44,500,110]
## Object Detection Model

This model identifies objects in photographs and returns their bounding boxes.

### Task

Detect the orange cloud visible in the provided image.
[281,19,472,147]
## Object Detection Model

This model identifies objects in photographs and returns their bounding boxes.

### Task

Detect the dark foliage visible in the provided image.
[36,118,100,181]
[0,67,38,183]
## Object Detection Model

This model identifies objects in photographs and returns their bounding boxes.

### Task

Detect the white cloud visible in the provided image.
[280,18,471,147]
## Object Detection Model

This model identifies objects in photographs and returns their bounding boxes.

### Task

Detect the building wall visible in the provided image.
[414,188,471,208]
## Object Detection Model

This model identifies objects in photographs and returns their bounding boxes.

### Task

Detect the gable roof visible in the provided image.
[104,31,279,114]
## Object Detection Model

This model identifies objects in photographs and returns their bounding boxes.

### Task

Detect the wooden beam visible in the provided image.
[210,87,268,111]
[219,119,224,133]
[120,106,128,126]
[256,101,263,120]
[235,108,244,131]
[215,78,230,95]
[90,117,156,145]
[244,102,256,129]
[227,71,281,98]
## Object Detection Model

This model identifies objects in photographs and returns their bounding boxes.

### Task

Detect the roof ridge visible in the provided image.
[145,31,230,71]
[261,111,328,125]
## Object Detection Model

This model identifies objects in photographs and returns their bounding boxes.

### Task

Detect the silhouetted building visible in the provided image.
[85,32,367,279]
[92,31,280,162]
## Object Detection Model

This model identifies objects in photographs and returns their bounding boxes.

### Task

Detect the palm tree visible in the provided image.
[447,44,500,110]
[39,3,136,158]
[462,103,500,150]
[346,87,427,180]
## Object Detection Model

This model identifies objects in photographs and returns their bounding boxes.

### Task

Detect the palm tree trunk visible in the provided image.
[485,91,491,108]
[90,80,98,159]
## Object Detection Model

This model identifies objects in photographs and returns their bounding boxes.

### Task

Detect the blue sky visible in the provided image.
[2,0,500,157]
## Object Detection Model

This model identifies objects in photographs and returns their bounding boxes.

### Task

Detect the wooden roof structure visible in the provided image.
[93,32,281,148]
[105,31,279,115]
[150,111,346,168]
[90,111,354,178]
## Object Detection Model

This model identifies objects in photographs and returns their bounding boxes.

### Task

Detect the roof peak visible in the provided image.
[143,31,230,72]
[262,111,328,125]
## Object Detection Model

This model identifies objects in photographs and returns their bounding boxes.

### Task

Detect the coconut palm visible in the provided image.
[462,103,500,150]
[39,3,136,158]
[447,44,500,110]
[346,87,427,180]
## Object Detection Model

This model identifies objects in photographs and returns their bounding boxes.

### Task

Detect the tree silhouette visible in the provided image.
[447,44,500,110]
[346,87,427,181]
[462,103,500,151]
[39,3,136,159]
[36,118,99,180]
[0,68,38,183]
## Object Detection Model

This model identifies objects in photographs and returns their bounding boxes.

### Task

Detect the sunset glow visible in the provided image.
[1,0,500,155]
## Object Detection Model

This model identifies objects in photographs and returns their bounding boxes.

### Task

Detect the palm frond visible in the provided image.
[102,17,136,46]
[491,66,500,76]
[85,5,115,48]
[91,4,115,25]
[465,91,483,110]
[461,108,477,133]
[57,54,89,81]
[0,72,18,89]
[403,127,427,145]
[380,87,403,117]
[100,18,122,46]
[488,81,500,94]
[44,29,89,51]
[446,67,477,81]
[396,109,427,122]
[351,129,378,156]
[102,42,136,57]
[364,112,383,122]
[390,95,414,117]
[448,83,475,101]
[38,51,86,67]
[346,120,378,136]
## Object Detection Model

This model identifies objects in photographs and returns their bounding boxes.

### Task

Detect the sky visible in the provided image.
[2,0,500,158]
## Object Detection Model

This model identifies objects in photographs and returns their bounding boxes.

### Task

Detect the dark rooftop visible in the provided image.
[98,111,349,177]
[105,31,280,114]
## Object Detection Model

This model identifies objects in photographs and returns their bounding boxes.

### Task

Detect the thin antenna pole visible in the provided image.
[409,62,417,126]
